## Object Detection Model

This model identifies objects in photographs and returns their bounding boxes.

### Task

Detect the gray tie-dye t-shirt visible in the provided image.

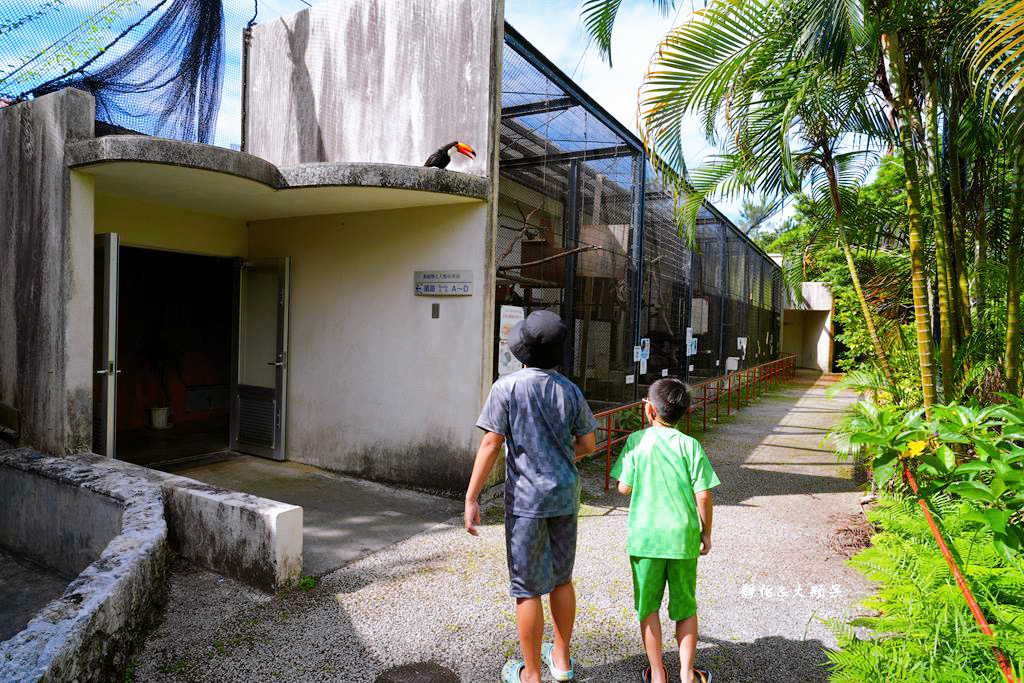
[476,368,598,518]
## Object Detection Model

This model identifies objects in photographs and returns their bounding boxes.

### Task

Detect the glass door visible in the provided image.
[93,233,119,457]
[230,258,290,460]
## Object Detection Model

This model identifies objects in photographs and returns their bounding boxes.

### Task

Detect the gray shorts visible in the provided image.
[505,512,577,598]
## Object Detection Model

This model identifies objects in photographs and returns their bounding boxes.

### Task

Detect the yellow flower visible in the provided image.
[901,440,929,460]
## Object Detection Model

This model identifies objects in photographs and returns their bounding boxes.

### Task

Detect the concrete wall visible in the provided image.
[246,0,498,175]
[248,203,490,492]
[0,89,96,454]
[0,449,168,683]
[0,467,122,577]
[95,192,248,257]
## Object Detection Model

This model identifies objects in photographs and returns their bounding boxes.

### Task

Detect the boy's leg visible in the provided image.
[548,580,575,671]
[676,615,698,683]
[515,597,544,683]
[631,557,669,683]
[666,559,700,683]
[639,612,668,683]
[547,513,578,672]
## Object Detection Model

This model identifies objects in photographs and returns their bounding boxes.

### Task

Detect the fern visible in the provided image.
[827,495,1024,682]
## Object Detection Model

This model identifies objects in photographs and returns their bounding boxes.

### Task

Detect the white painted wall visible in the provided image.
[246,0,499,175]
[247,202,490,491]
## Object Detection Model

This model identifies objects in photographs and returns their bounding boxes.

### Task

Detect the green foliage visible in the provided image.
[835,399,1024,562]
[826,494,1024,683]
[297,575,316,591]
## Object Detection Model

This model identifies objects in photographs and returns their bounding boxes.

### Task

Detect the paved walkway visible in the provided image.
[134,371,873,682]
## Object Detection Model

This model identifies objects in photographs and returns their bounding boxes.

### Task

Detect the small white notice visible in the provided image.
[415,270,472,296]
[689,364,694,372]
[625,374,635,384]
[685,327,693,356]
[497,339,523,375]
[639,359,648,374]
[661,368,669,377]
[633,345,642,362]
[737,336,748,351]
[499,305,524,339]
[639,338,651,360]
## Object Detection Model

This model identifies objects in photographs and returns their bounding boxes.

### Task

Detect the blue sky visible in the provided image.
[0,0,746,222]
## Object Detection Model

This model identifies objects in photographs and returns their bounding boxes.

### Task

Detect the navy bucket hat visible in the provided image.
[508,310,568,369]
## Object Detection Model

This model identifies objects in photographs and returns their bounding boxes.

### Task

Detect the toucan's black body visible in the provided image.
[424,141,460,169]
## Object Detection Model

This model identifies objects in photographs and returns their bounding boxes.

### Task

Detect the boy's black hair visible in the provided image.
[648,378,691,424]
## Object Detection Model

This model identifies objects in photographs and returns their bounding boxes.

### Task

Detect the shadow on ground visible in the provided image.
[582,634,833,683]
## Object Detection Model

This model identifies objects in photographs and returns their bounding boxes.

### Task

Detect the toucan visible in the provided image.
[424,141,476,169]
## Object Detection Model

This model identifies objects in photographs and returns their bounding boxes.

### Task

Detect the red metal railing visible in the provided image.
[903,465,1019,683]
[576,354,798,490]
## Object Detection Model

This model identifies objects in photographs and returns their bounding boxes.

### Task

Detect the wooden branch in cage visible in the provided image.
[497,245,601,273]
[498,201,543,264]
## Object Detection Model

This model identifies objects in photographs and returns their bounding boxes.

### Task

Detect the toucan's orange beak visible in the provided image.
[455,142,476,159]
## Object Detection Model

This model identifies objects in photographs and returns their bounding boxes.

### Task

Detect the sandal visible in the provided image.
[641,665,652,683]
[501,660,525,683]
[693,668,713,683]
[541,642,575,681]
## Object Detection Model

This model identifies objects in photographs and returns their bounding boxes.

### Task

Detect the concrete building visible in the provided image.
[1,0,782,495]
[770,256,835,372]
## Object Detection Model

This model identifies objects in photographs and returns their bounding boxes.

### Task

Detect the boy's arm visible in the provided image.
[464,431,505,536]
[574,431,597,458]
[695,489,713,555]
[617,481,632,495]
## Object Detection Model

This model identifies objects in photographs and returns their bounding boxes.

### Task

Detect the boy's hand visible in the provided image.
[699,532,711,555]
[464,498,481,536]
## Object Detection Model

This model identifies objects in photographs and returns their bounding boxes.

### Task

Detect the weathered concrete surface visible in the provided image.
[281,162,490,198]
[130,372,872,682]
[67,135,286,186]
[248,203,491,492]
[162,474,303,591]
[0,549,68,642]
[0,448,168,683]
[0,462,122,577]
[246,0,497,176]
[0,89,95,455]
[162,453,460,575]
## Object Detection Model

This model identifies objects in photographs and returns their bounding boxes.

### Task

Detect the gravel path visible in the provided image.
[133,371,873,682]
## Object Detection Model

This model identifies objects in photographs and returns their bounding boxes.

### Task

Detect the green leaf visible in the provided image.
[993,535,1019,564]
[991,477,1007,498]
[937,445,957,471]
[991,458,1022,482]
[960,510,990,527]
[946,480,996,502]
[851,431,888,446]
[985,509,1010,534]
[954,460,995,475]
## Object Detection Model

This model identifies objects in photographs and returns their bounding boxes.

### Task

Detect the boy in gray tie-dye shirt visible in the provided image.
[464,311,597,683]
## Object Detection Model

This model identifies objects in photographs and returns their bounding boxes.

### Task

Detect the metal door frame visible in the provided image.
[93,233,119,457]
[229,257,290,460]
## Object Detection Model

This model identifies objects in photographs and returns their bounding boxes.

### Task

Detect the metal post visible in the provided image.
[715,380,720,422]
[702,384,707,431]
[727,374,731,415]
[604,413,613,491]
[562,161,581,374]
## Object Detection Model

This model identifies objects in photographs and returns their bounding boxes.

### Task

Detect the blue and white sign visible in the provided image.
[415,270,473,296]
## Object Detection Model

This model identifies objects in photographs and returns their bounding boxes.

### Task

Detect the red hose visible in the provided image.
[902,464,1018,683]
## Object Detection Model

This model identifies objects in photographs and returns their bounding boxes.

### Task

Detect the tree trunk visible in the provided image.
[884,33,937,409]
[1006,147,1023,396]
[823,158,897,392]
[972,156,988,326]
[923,79,955,398]
[946,102,973,339]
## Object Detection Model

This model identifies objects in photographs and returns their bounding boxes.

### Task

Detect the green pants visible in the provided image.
[630,556,698,622]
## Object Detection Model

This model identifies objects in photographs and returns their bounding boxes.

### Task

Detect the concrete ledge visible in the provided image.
[280,162,491,199]
[66,136,490,203]
[161,477,302,591]
[66,135,285,188]
[0,448,168,682]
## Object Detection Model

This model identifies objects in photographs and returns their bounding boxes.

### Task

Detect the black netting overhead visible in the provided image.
[499,23,783,404]
[0,0,312,145]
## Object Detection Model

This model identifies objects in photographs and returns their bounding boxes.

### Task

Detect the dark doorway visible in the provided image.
[115,247,234,466]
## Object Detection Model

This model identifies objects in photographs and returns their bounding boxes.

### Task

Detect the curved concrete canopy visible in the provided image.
[67,136,490,219]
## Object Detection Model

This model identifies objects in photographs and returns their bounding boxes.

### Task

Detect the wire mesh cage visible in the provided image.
[499,24,785,404]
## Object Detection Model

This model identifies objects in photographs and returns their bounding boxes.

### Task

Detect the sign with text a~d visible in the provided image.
[415,270,473,296]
